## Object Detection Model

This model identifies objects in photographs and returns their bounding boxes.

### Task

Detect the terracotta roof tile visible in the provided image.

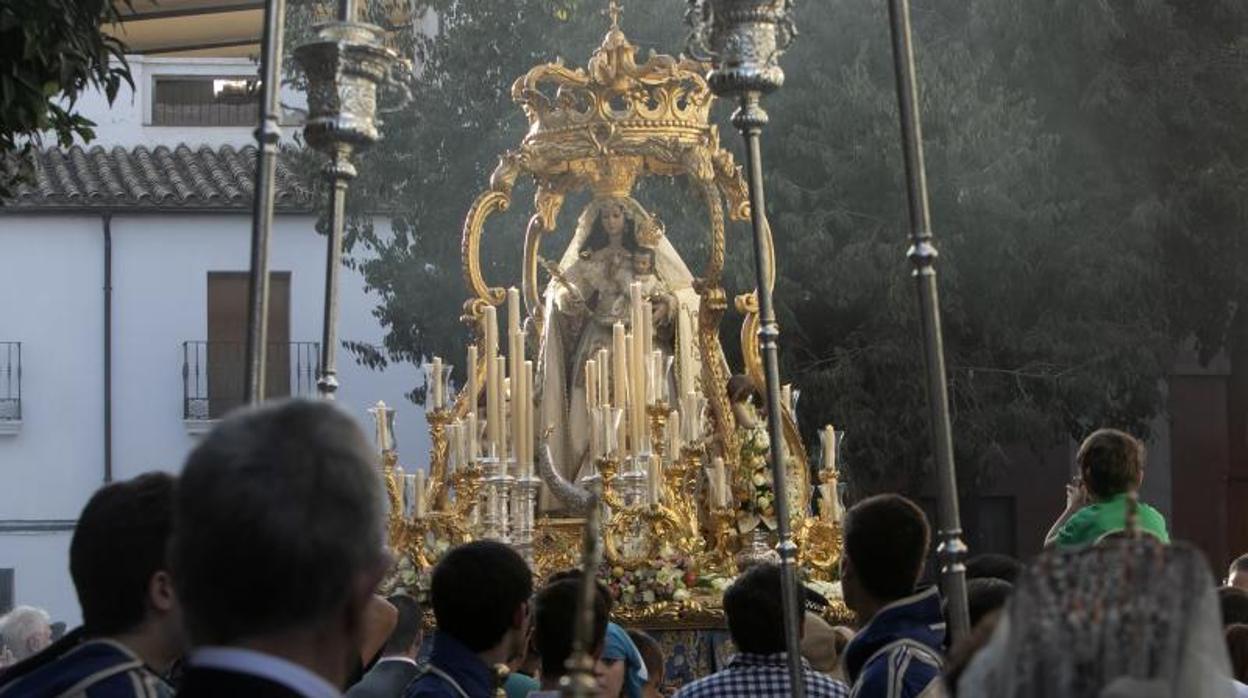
[5,144,313,211]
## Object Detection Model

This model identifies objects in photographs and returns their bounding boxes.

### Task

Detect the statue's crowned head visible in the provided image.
[577,195,665,257]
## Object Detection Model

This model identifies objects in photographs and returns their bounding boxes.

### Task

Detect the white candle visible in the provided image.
[585,359,598,416]
[630,281,643,333]
[677,307,694,397]
[373,400,392,452]
[604,407,619,457]
[662,355,674,405]
[821,425,836,471]
[649,457,662,505]
[612,324,628,408]
[497,356,509,462]
[413,469,426,518]
[590,406,603,461]
[642,293,654,356]
[667,409,681,464]
[394,465,406,516]
[430,356,443,410]
[461,414,474,464]
[649,350,664,405]
[449,422,462,473]
[681,392,702,443]
[829,479,842,523]
[511,363,523,473]
[708,459,728,506]
[507,286,521,338]
[712,456,728,508]
[466,344,479,413]
[597,349,610,407]
[523,361,534,476]
[484,306,499,455]
[483,304,498,360]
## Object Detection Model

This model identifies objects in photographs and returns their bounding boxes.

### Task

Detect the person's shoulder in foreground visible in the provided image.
[673,653,849,697]
[0,636,173,698]
[674,563,848,698]
[174,399,390,697]
[405,541,533,698]
[841,494,945,698]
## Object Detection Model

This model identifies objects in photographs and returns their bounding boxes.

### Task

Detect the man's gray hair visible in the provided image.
[171,398,386,644]
[0,605,50,660]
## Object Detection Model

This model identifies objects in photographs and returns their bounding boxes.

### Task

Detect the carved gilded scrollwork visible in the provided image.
[697,286,737,466]
[461,152,525,308]
[522,185,568,336]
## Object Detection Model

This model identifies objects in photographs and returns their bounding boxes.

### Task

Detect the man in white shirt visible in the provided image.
[172,399,391,698]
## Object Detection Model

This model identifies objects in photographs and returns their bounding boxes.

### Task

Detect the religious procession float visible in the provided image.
[371,7,848,634]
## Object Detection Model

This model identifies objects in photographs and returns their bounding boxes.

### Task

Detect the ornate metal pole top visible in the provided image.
[294,17,405,155]
[686,2,805,696]
[686,0,796,97]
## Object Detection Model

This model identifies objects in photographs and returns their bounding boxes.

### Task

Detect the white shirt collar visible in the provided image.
[190,646,341,698]
[376,656,420,668]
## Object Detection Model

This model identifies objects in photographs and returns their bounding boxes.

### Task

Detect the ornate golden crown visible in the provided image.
[509,9,715,186]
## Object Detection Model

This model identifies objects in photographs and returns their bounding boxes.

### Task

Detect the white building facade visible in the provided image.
[0,56,427,624]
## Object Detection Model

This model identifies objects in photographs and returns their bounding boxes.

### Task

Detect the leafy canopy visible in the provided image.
[0,0,132,200]
[333,0,1246,494]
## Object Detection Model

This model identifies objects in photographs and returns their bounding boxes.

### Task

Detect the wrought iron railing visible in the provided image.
[0,342,19,421]
[182,341,320,420]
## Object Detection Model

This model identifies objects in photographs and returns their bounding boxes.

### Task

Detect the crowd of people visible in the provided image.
[0,401,1246,697]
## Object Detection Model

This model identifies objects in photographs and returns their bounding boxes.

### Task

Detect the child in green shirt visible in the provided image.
[1044,428,1170,549]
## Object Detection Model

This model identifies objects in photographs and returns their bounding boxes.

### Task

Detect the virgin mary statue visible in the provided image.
[538,195,702,498]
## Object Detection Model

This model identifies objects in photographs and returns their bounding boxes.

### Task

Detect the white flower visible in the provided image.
[756,429,770,451]
[710,576,733,592]
[642,590,656,604]
[673,588,692,602]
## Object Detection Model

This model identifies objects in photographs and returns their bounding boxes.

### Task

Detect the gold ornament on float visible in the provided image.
[375,2,846,628]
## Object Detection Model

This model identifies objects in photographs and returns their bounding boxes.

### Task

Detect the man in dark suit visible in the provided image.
[347,594,424,698]
[171,399,390,698]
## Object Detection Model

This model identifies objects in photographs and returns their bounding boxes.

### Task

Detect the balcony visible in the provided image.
[182,341,320,432]
[0,342,19,435]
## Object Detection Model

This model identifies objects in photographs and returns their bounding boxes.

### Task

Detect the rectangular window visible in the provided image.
[152,76,260,127]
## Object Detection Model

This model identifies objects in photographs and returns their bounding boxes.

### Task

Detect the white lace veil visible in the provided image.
[957,539,1235,698]
[554,195,696,291]
[537,196,702,500]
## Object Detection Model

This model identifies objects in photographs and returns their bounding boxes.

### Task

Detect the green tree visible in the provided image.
[0,0,132,200]
[338,0,1245,499]
[763,0,1172,494]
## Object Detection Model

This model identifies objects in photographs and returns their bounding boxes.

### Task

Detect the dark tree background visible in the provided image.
[319,0,1248,496]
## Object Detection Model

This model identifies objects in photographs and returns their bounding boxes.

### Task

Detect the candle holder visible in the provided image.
[381,454,406,549]
[497,460,517,544]
[620,455,649,508]
[513,474,542,567]
[796,516,842,583]
[647,403,670,460]
[596,457,627,512]
[295,15,409,399]
[705,505,738,575]
[481,455,504,539]
[663,447,702,555]
[425,408,454,510]
[450,462,484,521]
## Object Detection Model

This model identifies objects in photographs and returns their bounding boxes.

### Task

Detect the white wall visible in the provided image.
[62,56,306,150]
[0,212,425,624]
